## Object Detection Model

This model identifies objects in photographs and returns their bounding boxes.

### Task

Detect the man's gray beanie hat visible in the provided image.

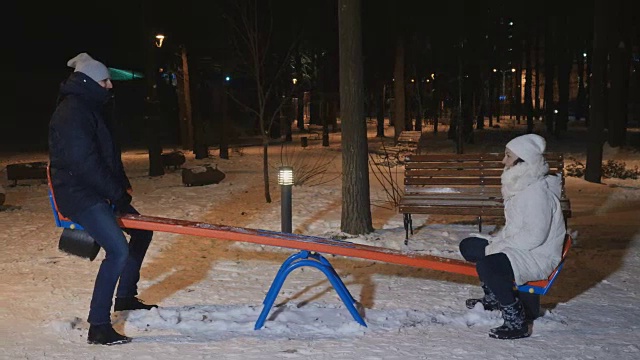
[67,53,110,83]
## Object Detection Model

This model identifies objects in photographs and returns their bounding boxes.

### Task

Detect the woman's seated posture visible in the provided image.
[459,134,566,340]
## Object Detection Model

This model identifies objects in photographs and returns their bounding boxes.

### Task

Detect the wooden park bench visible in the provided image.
[396,131,423,153]
[399,153,572,240]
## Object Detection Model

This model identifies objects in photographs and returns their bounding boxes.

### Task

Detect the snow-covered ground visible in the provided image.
[1,120,639,359]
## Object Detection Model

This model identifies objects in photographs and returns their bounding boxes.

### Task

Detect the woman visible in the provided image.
[458,134,566,340]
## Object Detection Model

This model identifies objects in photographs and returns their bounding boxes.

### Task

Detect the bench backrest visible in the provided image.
[397,131,423,143]
[404,152,567,198]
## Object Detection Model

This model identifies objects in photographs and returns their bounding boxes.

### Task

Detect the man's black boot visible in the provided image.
[114,297,158,311]
[87,324,132,345]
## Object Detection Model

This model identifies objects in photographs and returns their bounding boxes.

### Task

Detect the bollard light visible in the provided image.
[278,166,294,186]
[278,166,294,233]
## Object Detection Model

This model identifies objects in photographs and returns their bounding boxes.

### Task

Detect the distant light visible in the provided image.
[431,73,435,79]
[509,21,514,26]
[554,109,558,114]
[511,68,516,73]
[493,68,497,73]
[155,34,165,48]
[411,79,415,83]
[292,78,297,85]
[583,52,587,58]
[426,79,430,83]
[225,76,231,82]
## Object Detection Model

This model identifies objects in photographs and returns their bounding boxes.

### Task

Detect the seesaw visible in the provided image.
[47,174,570,329]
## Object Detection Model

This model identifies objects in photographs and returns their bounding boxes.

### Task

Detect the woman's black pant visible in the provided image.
[459,237,516,305]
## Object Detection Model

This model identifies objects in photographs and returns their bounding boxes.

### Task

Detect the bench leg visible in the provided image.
[477,216,482,233]
[403,214,413,245]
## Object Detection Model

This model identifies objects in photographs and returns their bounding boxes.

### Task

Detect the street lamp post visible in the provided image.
[492,67,516,122]
[278,166,294,233]
[146,31,166,177]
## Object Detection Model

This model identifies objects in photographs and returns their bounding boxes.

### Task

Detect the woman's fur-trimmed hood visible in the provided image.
[501,159,550,199]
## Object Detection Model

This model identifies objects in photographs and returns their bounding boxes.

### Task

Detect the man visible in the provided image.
[49,53,157,345]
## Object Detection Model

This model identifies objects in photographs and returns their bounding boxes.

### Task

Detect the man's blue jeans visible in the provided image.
[72,202,153,325]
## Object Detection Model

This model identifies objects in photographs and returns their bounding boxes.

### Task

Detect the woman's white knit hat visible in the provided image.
[506,134,546,163]
[67,53,110,83]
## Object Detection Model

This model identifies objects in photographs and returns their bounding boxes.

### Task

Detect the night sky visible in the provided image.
[12,2,180,151]
[10,1,638,151]
[11,0,321,151]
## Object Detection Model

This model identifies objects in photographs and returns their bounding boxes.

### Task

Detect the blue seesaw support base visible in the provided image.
[255,250,366,330]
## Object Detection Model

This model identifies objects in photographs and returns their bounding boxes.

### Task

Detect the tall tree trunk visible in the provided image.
[189,57,208,160]
[297,90,305,131]
[487,71,494,127]
[475,72,485,130]
[525,28,535,133]
[393,35,406,139]
[220,83,229,159]
[433,80,440,133]
[176,46,194,151]
[534,20,541,118]
[607,1,631,147]
[405,84,413,131]
[414,80,423,132]
[322,99,330,146]
[338,0,373,235]
[556,14,571,136]
[515,35,523,124]
[262,142,271,202]
[585,43,593,126]
[461,47,474,147]
[295,53,305,131]
[576,46,586,122]
[543,15,556,133]
[376,83,386,137]
[585,0,608,183]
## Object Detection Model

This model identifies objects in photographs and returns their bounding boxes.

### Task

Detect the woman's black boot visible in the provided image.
[489,299,531,340]
[466,283,500,311]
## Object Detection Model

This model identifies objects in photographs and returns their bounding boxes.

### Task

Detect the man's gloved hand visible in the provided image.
[113,192,132,212]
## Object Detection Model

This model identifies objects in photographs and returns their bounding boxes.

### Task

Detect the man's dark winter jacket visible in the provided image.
[49,72,130,219]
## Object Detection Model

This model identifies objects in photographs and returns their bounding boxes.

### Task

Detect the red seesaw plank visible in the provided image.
[117,214,478,277]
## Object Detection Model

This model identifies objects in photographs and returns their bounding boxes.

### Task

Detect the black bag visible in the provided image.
[58,228,101,261]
